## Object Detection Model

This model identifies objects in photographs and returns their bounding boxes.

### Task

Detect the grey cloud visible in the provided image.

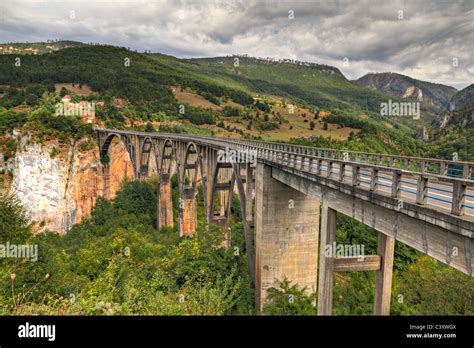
[0,0,472,89]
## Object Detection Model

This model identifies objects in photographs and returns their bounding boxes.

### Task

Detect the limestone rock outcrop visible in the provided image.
[7,136,134,233]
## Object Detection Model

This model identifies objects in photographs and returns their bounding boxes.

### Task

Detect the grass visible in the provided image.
[54,83,95,96]
[172,87,221,110]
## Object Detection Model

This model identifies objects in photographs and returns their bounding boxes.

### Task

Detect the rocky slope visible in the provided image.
[450,84,474,111]
[1,134,134,233]
[0,40,85,55]
[353,72,457,111]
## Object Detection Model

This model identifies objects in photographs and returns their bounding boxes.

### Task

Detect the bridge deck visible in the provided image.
[96,128,474,225]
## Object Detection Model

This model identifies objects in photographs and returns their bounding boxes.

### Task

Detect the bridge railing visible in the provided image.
[264,147,474,217]
[197,137,474,218]
[216,137,474,180]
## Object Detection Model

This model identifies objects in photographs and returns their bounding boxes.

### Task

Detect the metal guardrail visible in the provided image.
[96,128,474,218]
[223,138,474,180]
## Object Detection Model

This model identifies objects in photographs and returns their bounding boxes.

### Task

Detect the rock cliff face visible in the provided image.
[449,84,474,111]
[105,137,135,198]
[353,72,457,111]
[6,135,134,233]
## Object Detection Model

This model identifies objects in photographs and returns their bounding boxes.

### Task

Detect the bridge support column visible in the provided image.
[245,163,254,225]
[102,164,111,199]
[179,188,197,237]
[255,163,319,312]
[374,233,395,315]
[157,174,173,230]
[317,204,337,315]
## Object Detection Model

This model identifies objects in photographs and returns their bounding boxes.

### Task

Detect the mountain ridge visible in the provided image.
[353,72,457,112]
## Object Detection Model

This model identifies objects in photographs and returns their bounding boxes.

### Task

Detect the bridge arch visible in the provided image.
[181,142,200,190]
[159,139,175,177]
[98,132,136,197]
[99,133,121,160]
[139,137,159,178]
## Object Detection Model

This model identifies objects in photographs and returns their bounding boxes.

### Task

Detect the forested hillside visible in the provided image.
[0,45,430,158]
[427,85,474,162]
[1,178,473,315]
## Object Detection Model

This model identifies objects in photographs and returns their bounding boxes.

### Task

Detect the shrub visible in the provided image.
[49,146,60,158]
[263,279,316,315]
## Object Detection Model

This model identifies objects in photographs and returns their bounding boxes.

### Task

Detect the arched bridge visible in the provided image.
[96,128,474,314]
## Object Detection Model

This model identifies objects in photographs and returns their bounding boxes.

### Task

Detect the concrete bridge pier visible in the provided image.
[374,233,395,315]
[317,204,336,315]
[255,163,320,311]
[317,204,395,315]
[157,173,174,230]
[179,187,197,237]
[102,163,110,200]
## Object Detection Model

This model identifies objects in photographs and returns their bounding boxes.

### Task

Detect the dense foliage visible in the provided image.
[0,181,254,315]
[0,46,254,115]
[1,181,472,316]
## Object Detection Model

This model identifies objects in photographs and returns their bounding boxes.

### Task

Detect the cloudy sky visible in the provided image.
[1,0,473,89]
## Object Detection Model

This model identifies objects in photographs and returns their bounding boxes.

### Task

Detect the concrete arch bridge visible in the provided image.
[96,128,474,314]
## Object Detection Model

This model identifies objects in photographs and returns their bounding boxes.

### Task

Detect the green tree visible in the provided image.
[0,194,31,244]
[263,279,317,315]
[114,181,157,226]
[145,122,156,132]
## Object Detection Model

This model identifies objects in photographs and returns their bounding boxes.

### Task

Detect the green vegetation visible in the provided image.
[184,56,391,113]
[0,84,53,108]
[1,179,472,316]
[0,44,442,157]
[179,105,214,125]
[222,106,241,117]
[49,146,59,158]
[288,124,426,156]
[0,46,253,116]
[158,123,215,136]
[263,279,317,315]
[26,102,94,142]
[0,108,28,135]
[0,180,254,315]
[426,108,474,162]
